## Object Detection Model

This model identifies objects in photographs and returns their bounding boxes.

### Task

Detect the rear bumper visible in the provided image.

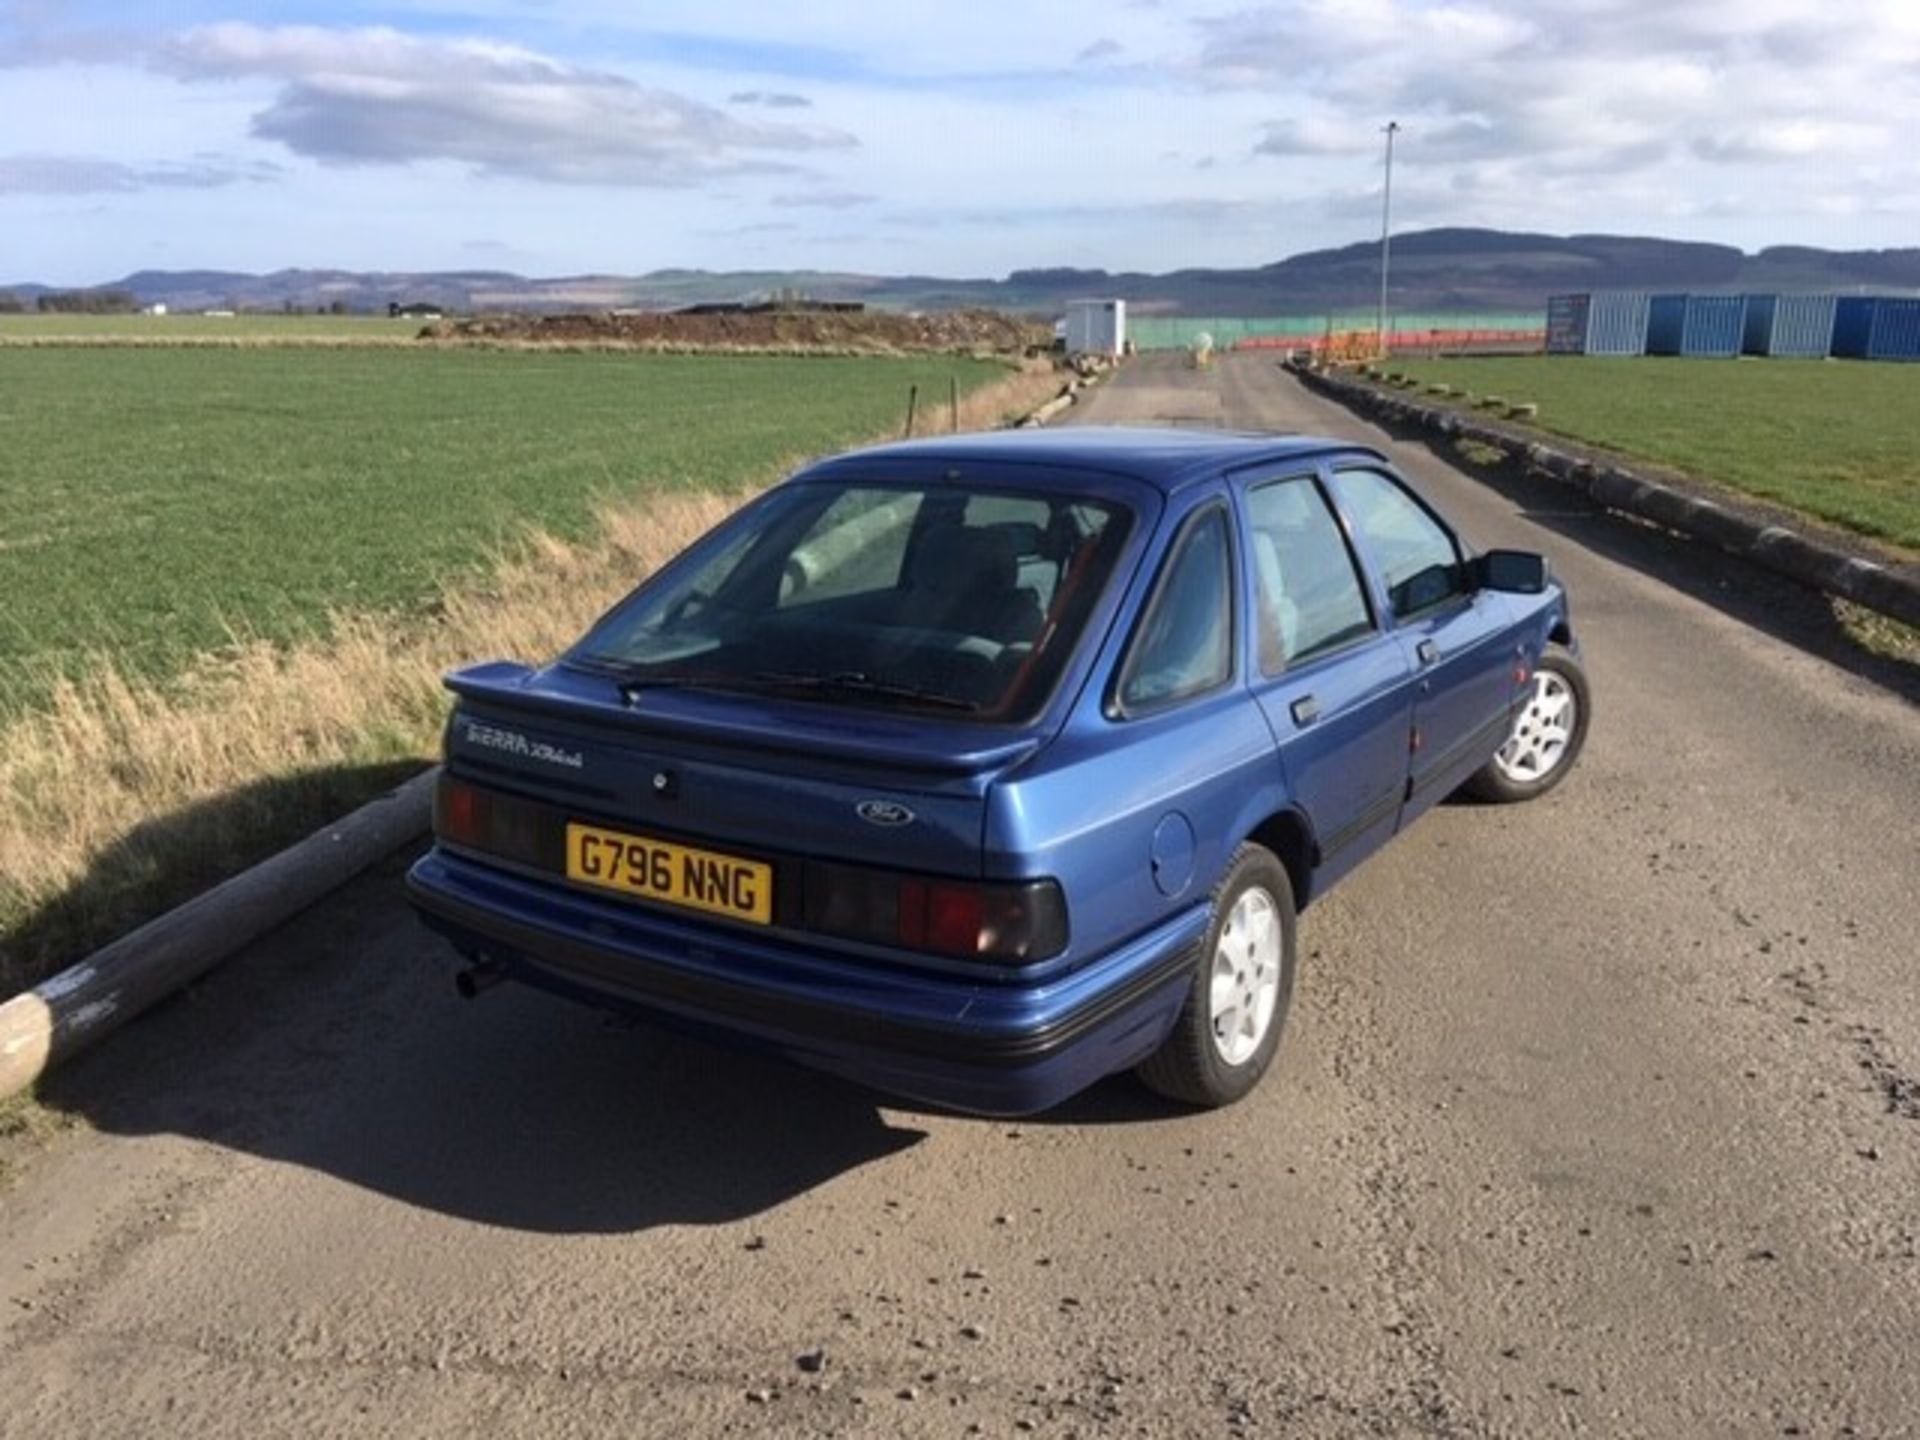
[405,848,1206,1116]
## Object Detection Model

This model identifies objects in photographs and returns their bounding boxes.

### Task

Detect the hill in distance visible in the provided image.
[8,228,1919,317]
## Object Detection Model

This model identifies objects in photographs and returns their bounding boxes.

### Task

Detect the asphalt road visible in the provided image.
[3,352,1916,1438]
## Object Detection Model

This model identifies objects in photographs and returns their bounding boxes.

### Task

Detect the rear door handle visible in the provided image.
[1416,638,1439,665]
[1290,695,1320,726]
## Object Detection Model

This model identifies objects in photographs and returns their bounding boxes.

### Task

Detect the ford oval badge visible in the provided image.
[856,800,916,828]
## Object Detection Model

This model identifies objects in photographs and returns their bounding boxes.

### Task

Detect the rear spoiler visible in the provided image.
[444,661,1042,778]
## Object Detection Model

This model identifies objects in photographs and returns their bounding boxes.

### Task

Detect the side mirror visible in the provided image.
[1471,549,1549,594]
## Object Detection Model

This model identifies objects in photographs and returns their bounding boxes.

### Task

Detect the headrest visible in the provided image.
[912,525,1018,593]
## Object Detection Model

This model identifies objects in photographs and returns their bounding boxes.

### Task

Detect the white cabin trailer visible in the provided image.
[1063,299,1126,357]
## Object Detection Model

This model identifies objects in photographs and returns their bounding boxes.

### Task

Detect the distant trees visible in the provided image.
[35,289,140,314]
[0,291,24,313]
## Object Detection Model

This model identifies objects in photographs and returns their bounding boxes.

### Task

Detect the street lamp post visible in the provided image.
[1377,120,1400,358]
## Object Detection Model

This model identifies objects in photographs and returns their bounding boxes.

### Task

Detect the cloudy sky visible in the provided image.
[2,0,1916,283]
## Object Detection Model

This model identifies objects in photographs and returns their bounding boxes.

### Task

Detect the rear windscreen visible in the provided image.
[569,481,1134,723]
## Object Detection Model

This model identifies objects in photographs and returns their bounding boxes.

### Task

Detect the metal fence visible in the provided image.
[1127,313,1545,352]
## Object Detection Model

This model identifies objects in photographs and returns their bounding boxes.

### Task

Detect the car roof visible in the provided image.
[803,425,1382,496]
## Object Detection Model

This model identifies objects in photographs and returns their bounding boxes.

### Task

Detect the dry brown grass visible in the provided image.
[0,337,1014,357]
[0,363,1065,998]
[419,339,1021,359]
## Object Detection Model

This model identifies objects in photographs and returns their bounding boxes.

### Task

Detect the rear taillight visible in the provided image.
[434,774,548,870]
[435,774,486,846]
[899,877,980,954]
[808,863,1066,964]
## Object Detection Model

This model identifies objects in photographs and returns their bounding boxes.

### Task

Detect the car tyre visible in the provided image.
[1137,844,1297,1109]
[1463,642,1590,804]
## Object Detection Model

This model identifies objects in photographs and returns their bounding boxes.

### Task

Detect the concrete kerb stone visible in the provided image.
[1028,354,1127,427]
[1294,364,1920,631]
[0,768,438,1104]
[1023,391,1076,427]
[1855,564,1920,619]
[1680,499,1762,555]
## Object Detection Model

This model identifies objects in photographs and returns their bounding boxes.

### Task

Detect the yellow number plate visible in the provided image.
[565,822,773,925]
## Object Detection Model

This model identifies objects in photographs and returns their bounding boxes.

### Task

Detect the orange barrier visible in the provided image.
[1235,328,1545,358]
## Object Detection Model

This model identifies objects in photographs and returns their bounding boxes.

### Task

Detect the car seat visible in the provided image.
[899,526,1043,644]
[1252,530,1302,670]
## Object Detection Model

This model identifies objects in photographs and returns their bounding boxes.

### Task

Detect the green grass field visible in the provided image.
[0,347,1009,713]
[0,313,423,340]
[1393,357,1920,550]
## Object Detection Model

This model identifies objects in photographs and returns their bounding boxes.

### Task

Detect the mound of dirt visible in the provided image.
[421,308,1050,357]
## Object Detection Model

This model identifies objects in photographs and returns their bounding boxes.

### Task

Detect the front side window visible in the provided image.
[1117,506,1235,714]
[1329,467,1466,618]
[569,481,1132,722]
[1247,477,1375,673]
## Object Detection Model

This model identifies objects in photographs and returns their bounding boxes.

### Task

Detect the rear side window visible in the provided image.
[1329,467,1466,618]
[1117,506,1235,714]
[1247,477,1375,673]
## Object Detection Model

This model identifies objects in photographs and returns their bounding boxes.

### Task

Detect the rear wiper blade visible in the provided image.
[749,670,980,713]
[575,659,978,713]
[567,662,775,700]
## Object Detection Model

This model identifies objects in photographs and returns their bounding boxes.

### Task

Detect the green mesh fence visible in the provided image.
[1127,313,1546,350]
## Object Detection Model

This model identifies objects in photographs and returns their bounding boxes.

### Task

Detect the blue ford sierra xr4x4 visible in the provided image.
[407,427,1589,1114]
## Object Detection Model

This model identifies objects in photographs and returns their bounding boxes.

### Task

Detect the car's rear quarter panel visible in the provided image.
[986,685,1286,972]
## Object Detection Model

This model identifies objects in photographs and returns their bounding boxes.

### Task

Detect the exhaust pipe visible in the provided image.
[455,960,508,1000]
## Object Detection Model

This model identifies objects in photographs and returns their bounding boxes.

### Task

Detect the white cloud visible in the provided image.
[1691,121,1882,165]
[324,0,1194,79]
[1217,0,1920,220]
[151,23,856,186]
[0,152,270,194]
[771,191,877,209]
[1255,116,1377,158]
[728,91,813,108]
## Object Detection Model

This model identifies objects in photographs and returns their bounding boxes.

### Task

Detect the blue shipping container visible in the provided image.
[1869,298,1920,361]
[1681,295,1746,357]
[1832,296,1879,358]
[1585,290,1650,355]
[1646,294,1688,355]
[1743,294,1836,357]
[1831,297,1920,361]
